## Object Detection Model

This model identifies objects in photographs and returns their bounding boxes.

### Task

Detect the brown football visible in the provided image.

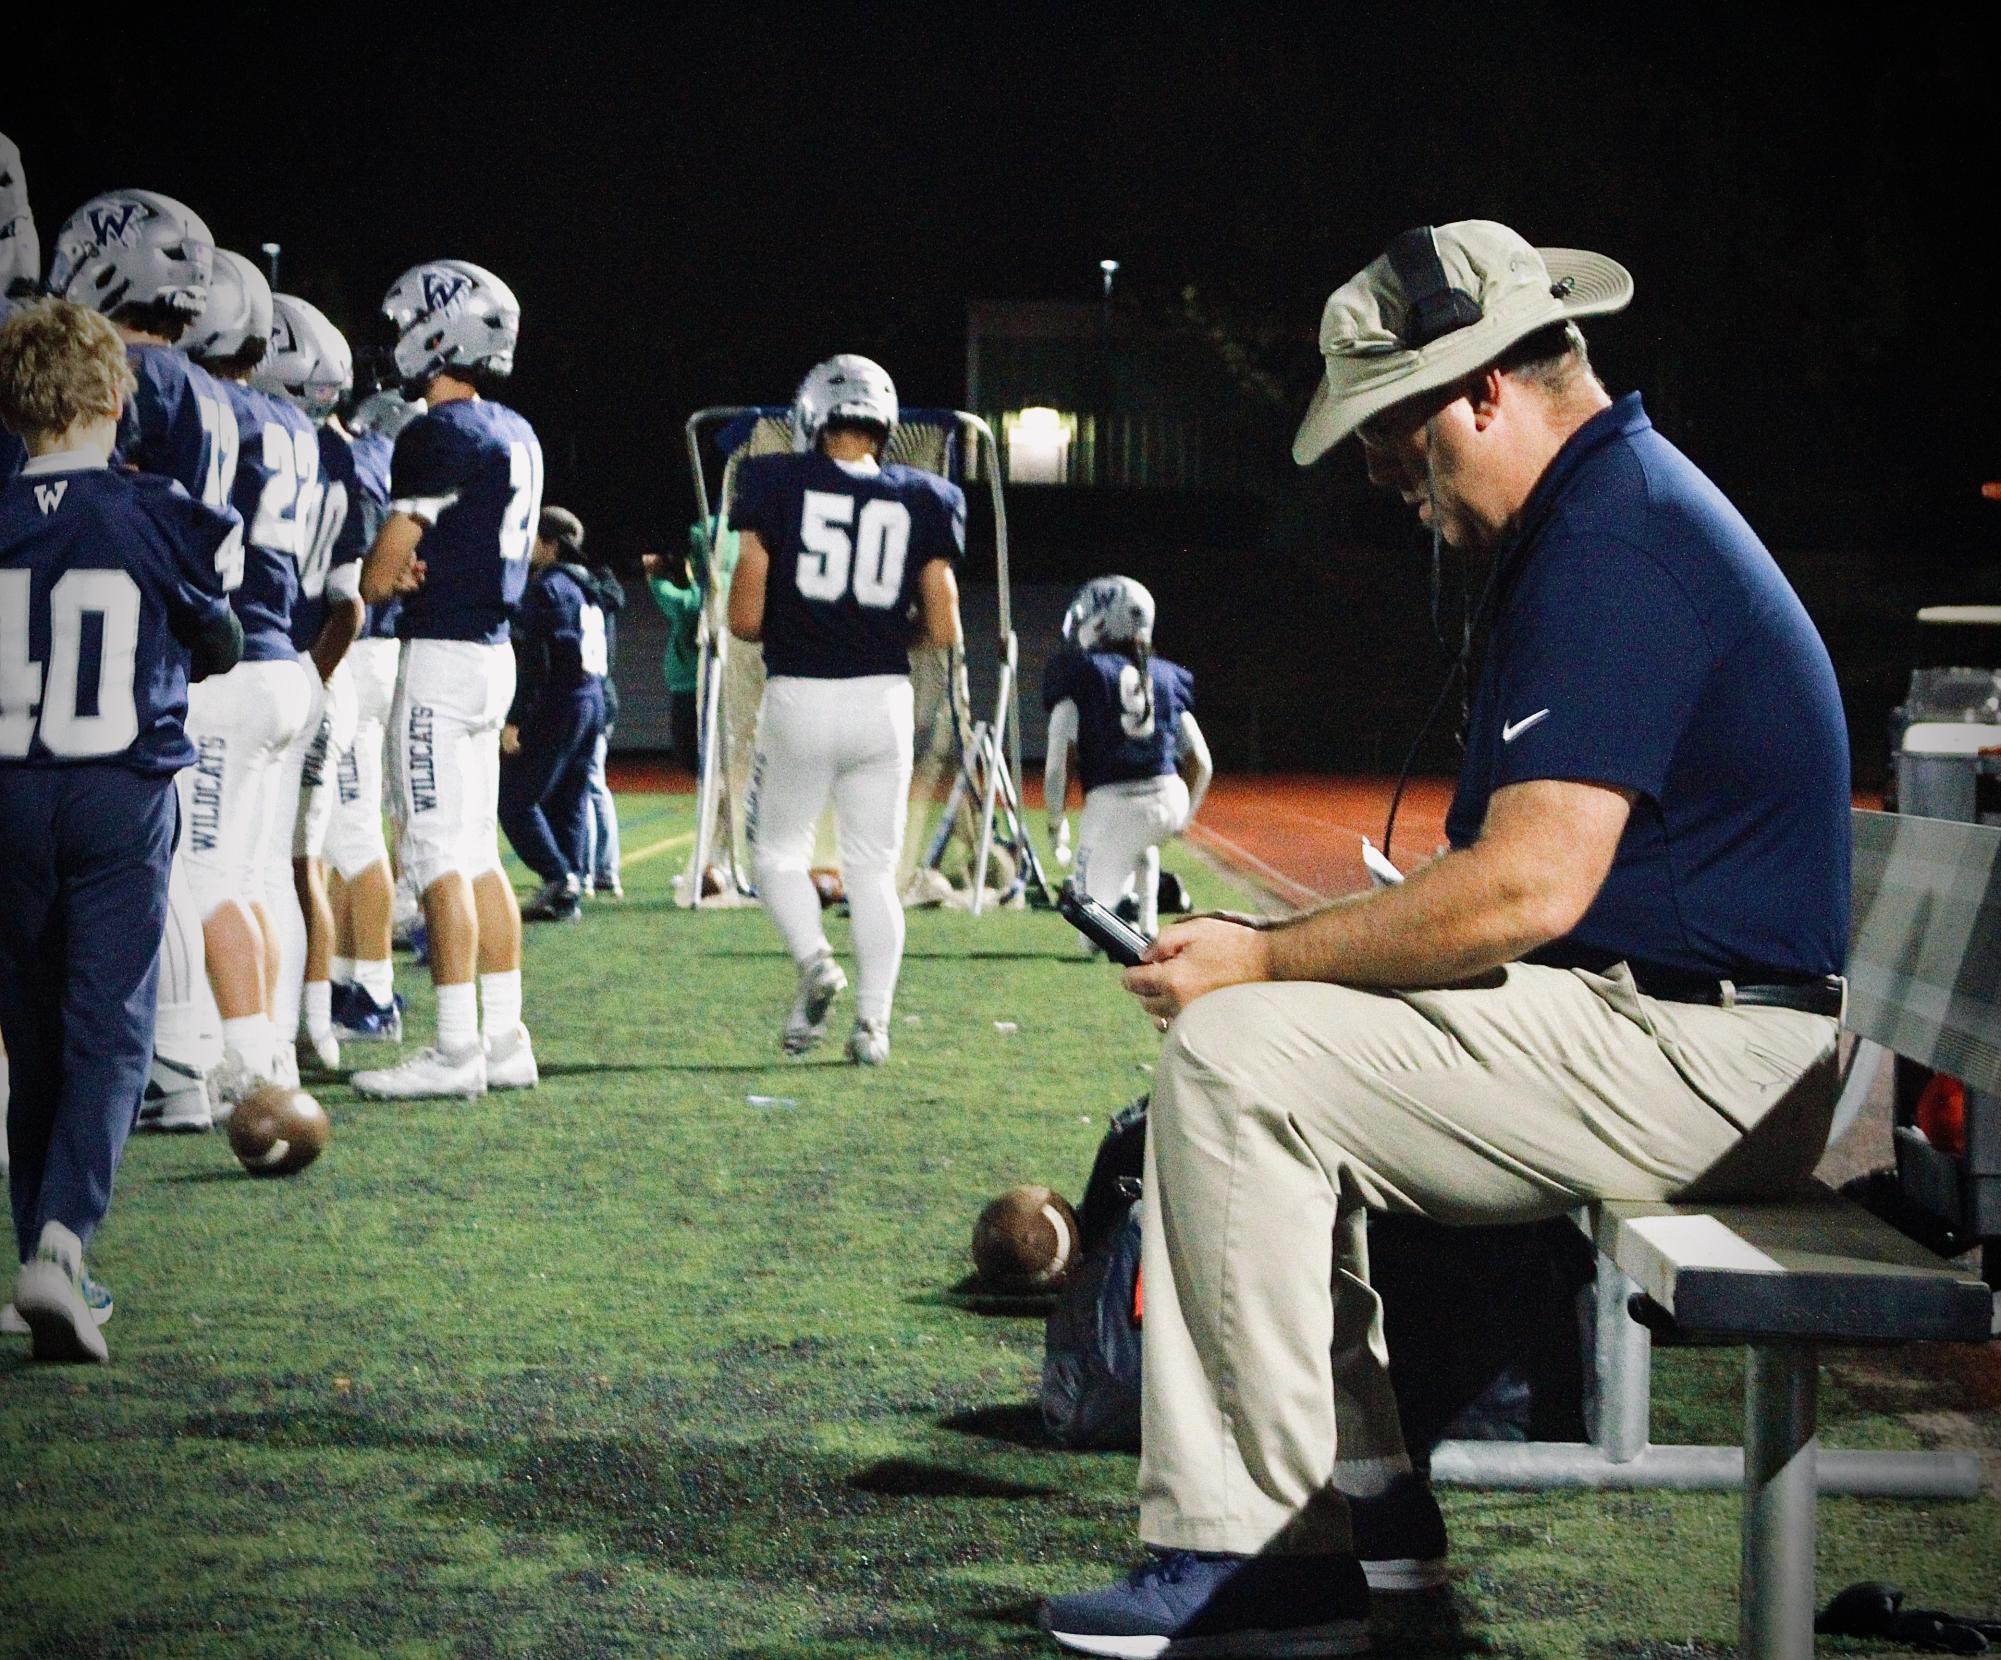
[700,862,730,897]
[809,867,846,908]
[972,1184,1080,1290]
[227,1084,330,1177]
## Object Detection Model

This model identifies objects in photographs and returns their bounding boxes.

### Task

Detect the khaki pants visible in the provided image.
[1138,961,1839,1556]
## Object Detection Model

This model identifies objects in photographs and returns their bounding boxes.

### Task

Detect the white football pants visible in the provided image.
[1076,773,1190,936]
[747,674,913,1025]
[263,658,332,1045]
[294,658,358,861]
[179,657,315,923]
[325,637,399,881]
[392,639,513,894]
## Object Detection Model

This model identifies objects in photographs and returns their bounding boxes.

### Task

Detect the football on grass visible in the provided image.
[227,1085,330,1177]
[972,1185,1079,1290]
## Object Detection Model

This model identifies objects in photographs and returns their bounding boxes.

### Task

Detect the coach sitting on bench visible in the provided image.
[1040,220,1853,1658]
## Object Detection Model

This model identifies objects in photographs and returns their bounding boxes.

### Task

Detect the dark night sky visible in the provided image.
[9,6,1999,591]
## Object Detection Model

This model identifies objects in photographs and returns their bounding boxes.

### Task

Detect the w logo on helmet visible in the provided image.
[88,201,145,248]
[421,270,472,316]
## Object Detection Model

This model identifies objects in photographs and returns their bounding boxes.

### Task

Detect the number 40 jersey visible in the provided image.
[729,452,965,679]
[0,465,239,773]
[389,398,543,645]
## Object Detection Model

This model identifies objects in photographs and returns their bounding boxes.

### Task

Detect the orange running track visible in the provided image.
[604,757,1451,906]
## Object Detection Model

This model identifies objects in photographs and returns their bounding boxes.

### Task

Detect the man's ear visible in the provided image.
[1467,368,1505,430]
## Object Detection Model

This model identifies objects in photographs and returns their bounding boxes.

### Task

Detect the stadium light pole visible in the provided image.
[1099,257,1119,301]
[1098,260,1120,484]
[261,241,280,288]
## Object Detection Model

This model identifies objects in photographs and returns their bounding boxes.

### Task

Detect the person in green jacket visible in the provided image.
[642,520,736,774]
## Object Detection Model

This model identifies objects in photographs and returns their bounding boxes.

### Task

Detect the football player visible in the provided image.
[324,386,417,1043]
[726,354,965,1065]
[352,260,541,1100]
[46,187,231,1130]
[179,250,321,1104]
[253,294,366,1073]
[0,299,242,1360]
[1044,576,1212,938]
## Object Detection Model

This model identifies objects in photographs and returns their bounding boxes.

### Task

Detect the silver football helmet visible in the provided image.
[46,189,213,321]
[180,249,273,363]
[255,293,352,423]
[1063,575,1156,652]
[346,386,425,441]
[382,258,520,388]
[791,353,898,450]
[0,132,39,297]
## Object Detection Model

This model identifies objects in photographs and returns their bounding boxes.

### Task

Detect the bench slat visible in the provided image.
[1847,810,2001,1095]
[1596,1184,1992,1343]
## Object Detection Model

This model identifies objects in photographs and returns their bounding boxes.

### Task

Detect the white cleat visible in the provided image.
[269,1045,301,1090]
[846,1018,890,1067]
[484,1024,539,1090]
[299,1028,341,1075]
[352,1043,487,1101]
[782,954,848,1056]
[137,1054,212,1133]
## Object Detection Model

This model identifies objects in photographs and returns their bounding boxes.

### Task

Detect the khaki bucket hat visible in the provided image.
[1292,220,1633,465]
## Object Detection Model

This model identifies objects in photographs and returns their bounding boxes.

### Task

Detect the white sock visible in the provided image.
[1138,845,1161,937]
[154,852,218,1067]
[223,1015,271,1075]
[845,867,904,1026]
[355,958,394,1004]
[302,981,332,1039]
[757,864,830,970]
[436,982,478,1055]
[479,969,522,1038]
[330,954,356,988]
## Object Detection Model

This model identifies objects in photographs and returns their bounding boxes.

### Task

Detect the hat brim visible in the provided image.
[1292,246,1634,466]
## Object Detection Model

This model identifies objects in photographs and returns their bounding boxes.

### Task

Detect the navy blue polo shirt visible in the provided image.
[1444,394,1850,982]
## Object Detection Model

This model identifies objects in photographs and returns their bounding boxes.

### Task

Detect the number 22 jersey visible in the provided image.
[729,452,964,679]
[389,398,543,645]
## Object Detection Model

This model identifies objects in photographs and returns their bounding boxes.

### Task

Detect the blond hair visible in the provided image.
[0,298,137,441]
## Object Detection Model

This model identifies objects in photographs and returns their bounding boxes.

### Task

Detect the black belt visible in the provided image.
[1633,971,1845,1018]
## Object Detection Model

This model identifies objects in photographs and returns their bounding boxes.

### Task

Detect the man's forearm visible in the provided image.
[309,597,363,684]
[361,513,425,605]
[1262,842,1565,988]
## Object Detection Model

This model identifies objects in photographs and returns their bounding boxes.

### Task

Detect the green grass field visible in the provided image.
[2,792,1994,1658]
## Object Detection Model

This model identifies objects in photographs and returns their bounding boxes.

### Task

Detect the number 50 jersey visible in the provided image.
[729,452,965,679]
[390,398,544,645]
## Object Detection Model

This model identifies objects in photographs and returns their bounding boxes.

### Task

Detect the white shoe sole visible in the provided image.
[1361,1556,1448,1593]
[13,1263,108,1364]
[137,1106,212,1133]
[1046,1621,1369,1658]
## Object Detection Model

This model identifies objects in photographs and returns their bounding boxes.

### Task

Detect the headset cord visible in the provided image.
[1383,467,1509,865]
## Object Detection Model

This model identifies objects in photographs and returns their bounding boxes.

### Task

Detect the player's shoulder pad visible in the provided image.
[129,467,241,545]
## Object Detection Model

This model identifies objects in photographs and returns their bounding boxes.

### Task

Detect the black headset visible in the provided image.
[1384,225,1485,348]
[1377,226,1489,861]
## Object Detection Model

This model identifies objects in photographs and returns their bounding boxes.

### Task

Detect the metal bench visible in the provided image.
[1434,809,2000,1659]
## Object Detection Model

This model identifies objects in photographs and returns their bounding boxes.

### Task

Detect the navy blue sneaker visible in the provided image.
[1348,1475,1448,1592]
[1041,1549,1369,1657]
[332,989,404,1044]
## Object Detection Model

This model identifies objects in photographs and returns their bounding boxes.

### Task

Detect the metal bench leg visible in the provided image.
[1742,1342,1818,1660]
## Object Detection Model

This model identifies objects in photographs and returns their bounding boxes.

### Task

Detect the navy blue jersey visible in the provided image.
[1044,647,1195,792]
[510,562,606,723]
[0,463,239,774]
[348,428,400,639]
[289,423,369,651]
[219,380,319,662]
[114,344,237,510]
[729,452,964,679]
[1445,395,1850,982]
[390,398,542,644]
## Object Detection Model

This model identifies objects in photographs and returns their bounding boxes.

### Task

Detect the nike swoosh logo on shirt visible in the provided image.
[1501,709,1551,743]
